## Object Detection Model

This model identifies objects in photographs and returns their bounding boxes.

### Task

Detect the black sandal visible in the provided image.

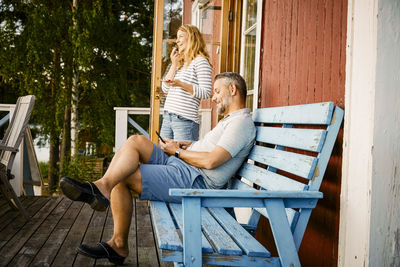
[60,176,109,211]
[77,242,126,265]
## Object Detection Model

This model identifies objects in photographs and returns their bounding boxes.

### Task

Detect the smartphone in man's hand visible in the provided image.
[155,131,166,144]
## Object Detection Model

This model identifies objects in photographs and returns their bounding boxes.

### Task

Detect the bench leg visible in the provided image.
[182,197,202,267]
[264,199,300,267]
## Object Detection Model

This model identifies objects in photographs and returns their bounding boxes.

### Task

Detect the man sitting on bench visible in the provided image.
[60,72,256,265]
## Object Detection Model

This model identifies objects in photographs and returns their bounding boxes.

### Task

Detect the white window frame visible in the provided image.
[239,0,263,111]
[191,0,208,30]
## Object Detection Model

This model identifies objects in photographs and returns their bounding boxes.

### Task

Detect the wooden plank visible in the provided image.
[182,198,202,266]
[159,249,281,267]
[169,203,214,253]
[0,197,48,249]
[238,163,306,191]
[137,200,160,266]
[264,199,300,267]
[200,207,242,256]
[31,201,84,266]
[248,145,318,179]
[0,197,62,265]
[306,0,318,104]
[254,207,298,229]
[288,0,299,106]
[150,201,182,251]
[75,209,108,266]
[51,203,94,266]
[208,207,270,257]
[253,102,334,124]
[7,197,72,266]
[95,208,117,266]
[126,198,139,266]
[308,107,344,190]
[0,196,33,232]
[255,126,327,152]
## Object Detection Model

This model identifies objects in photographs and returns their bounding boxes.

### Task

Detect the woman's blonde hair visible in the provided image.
[177,25,211,68]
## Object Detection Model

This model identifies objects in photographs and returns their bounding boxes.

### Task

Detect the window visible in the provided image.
[240,0,263,111]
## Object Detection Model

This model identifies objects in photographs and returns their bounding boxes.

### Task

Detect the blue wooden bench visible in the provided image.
[149,102,344,267]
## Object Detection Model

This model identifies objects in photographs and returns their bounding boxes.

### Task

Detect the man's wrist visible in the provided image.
[175,148,182,158]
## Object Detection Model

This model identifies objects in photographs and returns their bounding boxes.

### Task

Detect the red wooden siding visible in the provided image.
[256,0,347,266]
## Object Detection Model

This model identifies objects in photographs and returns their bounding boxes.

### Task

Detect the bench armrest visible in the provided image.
[169,189,322,209]
[169,188,322,199]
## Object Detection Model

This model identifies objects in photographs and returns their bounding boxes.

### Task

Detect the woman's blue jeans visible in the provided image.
[159,111,199,141]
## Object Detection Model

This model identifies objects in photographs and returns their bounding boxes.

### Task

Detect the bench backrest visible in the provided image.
[0,95,35,170]
[231,102,343,245]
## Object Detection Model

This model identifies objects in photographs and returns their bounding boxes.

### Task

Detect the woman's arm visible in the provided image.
[162,47,180,93]
[192,58,212,99]
[164,57,211,97]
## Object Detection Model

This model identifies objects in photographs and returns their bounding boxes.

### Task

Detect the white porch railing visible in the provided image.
[114,107,212,151]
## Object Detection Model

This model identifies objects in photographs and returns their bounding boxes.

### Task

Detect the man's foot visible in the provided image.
[76,242,126,265]
[60,176,109,211]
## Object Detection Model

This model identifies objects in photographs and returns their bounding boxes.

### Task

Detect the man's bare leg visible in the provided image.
[105,166,143,256]
[93,135,154,199]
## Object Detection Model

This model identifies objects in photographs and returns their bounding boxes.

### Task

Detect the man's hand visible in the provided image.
[160,138,180,156]
[177,141,192,149]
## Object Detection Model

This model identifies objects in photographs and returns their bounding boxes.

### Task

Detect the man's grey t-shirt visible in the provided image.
[188,108,256,189]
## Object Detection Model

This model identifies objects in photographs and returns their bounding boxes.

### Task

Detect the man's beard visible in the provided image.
[217,95,232,115]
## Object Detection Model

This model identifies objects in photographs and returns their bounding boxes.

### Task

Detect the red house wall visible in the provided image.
[256,0,347,266]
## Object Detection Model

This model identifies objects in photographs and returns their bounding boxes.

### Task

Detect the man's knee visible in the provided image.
[126,135,150,147]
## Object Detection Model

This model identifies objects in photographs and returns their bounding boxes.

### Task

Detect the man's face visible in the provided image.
[212,79,232,115]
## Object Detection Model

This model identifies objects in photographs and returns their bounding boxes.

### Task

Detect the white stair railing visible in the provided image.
[114,107,212,151]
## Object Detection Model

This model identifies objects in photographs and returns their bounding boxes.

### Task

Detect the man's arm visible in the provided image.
[161,139,231,170]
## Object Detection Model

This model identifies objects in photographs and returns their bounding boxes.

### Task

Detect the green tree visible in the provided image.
[0,0,154,192]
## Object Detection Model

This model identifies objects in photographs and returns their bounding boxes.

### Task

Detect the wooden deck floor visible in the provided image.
[0,196,173,267]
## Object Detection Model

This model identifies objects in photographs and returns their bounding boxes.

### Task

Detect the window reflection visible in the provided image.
[162,0,183,77]
[243,29,256,92]
[245,0,257,30]
[241,0,259,110]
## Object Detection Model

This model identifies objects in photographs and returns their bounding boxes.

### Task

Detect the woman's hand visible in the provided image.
[163,79,194,94]
[163,79,182,87]
[170,47,180,66]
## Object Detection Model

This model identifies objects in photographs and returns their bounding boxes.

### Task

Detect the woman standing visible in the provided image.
[160,24,212,141]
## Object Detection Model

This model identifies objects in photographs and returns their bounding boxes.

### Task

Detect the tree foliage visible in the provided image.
[1,0,154,191]
[0,0,154,150]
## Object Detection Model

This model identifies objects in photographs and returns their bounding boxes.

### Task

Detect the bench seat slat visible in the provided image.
[170,203,242,255]
[169,203,214,253]
[253,102,334,125]
[238,163,306,191]
[208,207,270,257]
[248,145,318,179]
[150,201,182,251]
[256,126,327,152]
[200,207,243,255]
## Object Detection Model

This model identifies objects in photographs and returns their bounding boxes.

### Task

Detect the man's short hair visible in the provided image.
[214,72,247,101]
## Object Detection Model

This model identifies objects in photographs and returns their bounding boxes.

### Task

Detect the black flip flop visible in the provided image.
[60,176,109,211]
[77,242,126,265]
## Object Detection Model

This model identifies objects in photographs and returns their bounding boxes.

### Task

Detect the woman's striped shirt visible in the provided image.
[162,56,212,124]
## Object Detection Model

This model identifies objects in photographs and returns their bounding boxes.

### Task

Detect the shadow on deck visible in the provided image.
[0,196,173,266]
